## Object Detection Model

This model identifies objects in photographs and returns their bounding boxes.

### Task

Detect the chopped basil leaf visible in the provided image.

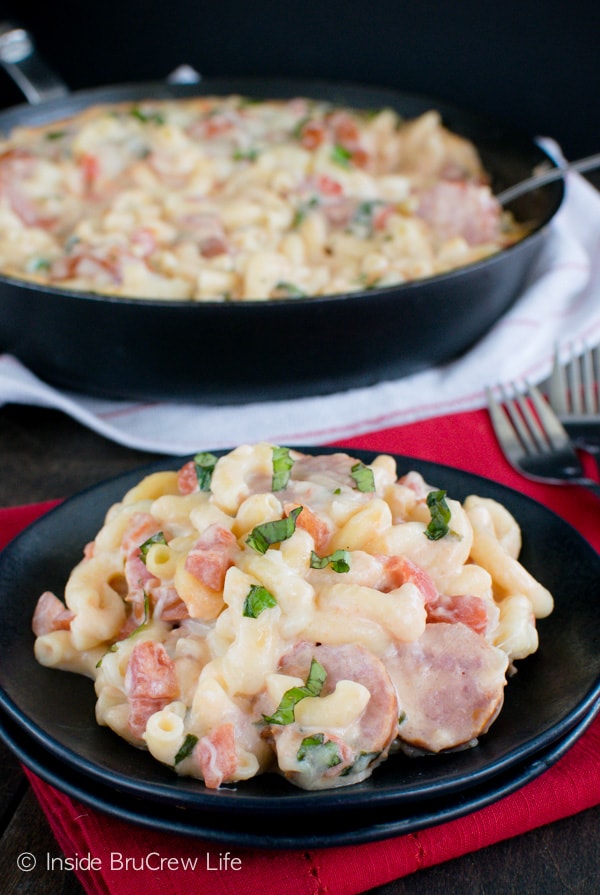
[309,549,351,573]
[348,200,385,236]
[174,733,198,765]
[139,531,168,562]
[351,461,375,492]
[242,584,278,618]
[233,147,259,161]
[45,130,67,140]
[246,505,302,554]
[26,256,51,272]
[272,446,294,491]
[130,106,165,125]
[292,115,311,139]
[293,196,320,228]
[262,657,326,725]
[194,451,218,491]
[341,750,379,776]
[398,710,407,726]
[296,733,342,768]
[424,490,451,540]
[272,281,306,298]
[330,143,353,168]
[64,235,81,252]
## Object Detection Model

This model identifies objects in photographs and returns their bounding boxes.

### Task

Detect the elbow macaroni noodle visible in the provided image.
[32,443,553,791]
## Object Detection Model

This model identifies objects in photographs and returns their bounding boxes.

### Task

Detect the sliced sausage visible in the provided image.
[268,641,399,789]
[385,622,508,753]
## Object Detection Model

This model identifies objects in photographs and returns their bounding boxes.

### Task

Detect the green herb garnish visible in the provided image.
[174,733,198,765]
[272,281,306,298]
[262,657,326,725]
[348,200,385,236]
[292,196,320,228]
[246,506,302,554]
[26,257,51,272]
[330,143,353,167]
[130,106,165,125]
[424,489,451,540]
[139,531,168,562]
[350,461,375,492]
[272,446,294,491]
[296,733,342,768]
[233,147,259,161]
[242,584,278,618]
[309,549,351,573]
[194,451,218,491]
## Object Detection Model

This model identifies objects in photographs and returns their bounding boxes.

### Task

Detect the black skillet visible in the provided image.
[0,23,563,404]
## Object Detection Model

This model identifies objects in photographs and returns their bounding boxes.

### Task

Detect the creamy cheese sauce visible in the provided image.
[0,97,527,301]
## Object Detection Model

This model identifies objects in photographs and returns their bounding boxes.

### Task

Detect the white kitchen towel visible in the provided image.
[2,143,599,456]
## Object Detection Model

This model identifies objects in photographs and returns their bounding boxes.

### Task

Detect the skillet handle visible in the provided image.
[0,21,69,104]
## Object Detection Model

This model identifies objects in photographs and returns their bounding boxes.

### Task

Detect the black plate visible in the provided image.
[2,701,597,848]
[0,450,599,834]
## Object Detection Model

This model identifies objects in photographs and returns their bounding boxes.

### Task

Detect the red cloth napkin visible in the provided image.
[2,408,600,895]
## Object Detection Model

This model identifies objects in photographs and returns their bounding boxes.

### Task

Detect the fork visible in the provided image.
[486,381,600,498]
[546,343,600,466]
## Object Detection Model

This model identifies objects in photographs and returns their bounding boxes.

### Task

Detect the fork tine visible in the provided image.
[500,383,545,452]
[486,386,526,461]
[526,382,572,448]
[567,344,583,414]
[548,343,570,414]
[548,341,600,418]
[581,343,600,414]
[488,377,600,498]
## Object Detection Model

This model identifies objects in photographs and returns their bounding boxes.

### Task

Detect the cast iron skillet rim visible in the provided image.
[0,75,564,309]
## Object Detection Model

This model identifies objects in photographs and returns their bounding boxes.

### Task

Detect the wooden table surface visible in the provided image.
[0,402,598,895]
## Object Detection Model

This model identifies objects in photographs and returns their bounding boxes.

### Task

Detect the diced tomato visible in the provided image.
[427,593,493,635]
[126,640,178,699]
[284,502,330,553]
[177,460,198,494]
[202,115,235,137]
[125,640,178,737]
[378,555,438,602]
[299,120,326,150]
[316,174,343,196]
[328,111,360,144]
[78,152,100,189]
[32,591,74,636]
[196,722,238,788]
[121,513,163,558]
[184,525,237,592]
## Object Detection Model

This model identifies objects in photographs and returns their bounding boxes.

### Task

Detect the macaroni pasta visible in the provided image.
[32,444,553,791]
[1,97,528,302]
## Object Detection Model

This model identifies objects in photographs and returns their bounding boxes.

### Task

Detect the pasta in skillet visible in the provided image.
[32,444,553,791]
[0,96,528,301]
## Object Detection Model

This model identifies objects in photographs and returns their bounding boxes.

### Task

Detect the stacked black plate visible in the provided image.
[1,451,599,848]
